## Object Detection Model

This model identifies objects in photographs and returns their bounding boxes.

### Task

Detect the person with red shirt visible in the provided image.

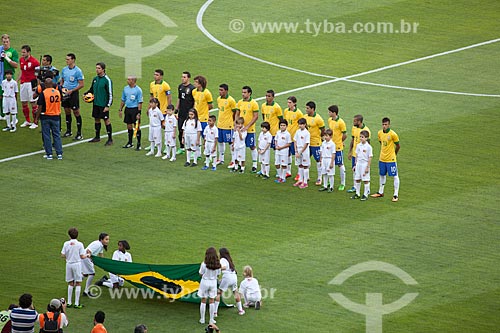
[18,44,39,128]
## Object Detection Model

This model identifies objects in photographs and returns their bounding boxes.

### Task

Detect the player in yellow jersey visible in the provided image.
[149,69,171,151]
[235,86,259,172]
[303,101,325,186]
[327,105,347,191]
[371,117,400,202]
[347,114,370,193]
[283,96,303,178]
[216,83,236,165]
[192,75,213,159]
[261,89,283,139]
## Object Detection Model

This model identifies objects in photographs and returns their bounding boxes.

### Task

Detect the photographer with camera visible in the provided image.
[205,323,221,333]
[61,53,84,140]
[38,298,68,333]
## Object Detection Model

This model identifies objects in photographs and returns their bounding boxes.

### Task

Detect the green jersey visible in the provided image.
[87,74,113,107]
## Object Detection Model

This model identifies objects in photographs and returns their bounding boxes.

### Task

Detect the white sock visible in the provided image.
[287,155,292,174]
[236,301,243,312]
[355,182,361,195]
[205,156,210,166]
[209,303,216,323]
[394,175,400,196]
[186,151,191,162]
[364,182,370,196]
[218,143,225,161]
[316,162,322,181]
[214,300,220,314]
[103,280,113,288]
[298,168,304,182]
[329,175,335,188]
[85,275,94,293]
[171,146,176,159]
[251,149,258,168]
[75,286,81,306]
[200,303,206,322]
[67,285,74,305]
[156,144,161,154]
[6,115,11,128]
[265,164,270,176]
[379,175,386,194]
[339,165,346,185]
[323,174,328,187]
[303,168,310,184]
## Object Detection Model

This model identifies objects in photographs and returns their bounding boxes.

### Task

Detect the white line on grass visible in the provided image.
[197,0,500,98]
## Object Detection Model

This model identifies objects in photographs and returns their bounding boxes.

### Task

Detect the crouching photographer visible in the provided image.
[205,323,220,333]
[38,298,68,333]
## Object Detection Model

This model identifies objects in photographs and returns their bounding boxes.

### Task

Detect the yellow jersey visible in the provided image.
[328,116,347,151]
[378,128,399,162]
[217,94,237,130]
[149,80,171,113]
[351,124,371,157]
[304,112,325,147]
[192,88,213,122]
[236,98,259,133]
[283,107,303,139]
[261,101,283,136]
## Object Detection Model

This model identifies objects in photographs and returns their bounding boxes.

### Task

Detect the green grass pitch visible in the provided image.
[1,1,499,332]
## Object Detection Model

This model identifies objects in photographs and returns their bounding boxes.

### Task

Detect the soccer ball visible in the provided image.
[83,92,94,103]
[62,88,70,101]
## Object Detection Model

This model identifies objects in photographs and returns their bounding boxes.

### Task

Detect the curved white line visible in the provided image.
[197,0,500,98]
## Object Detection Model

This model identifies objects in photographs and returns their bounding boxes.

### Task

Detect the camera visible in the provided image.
[35,66,59,81]
[205,324,219,333]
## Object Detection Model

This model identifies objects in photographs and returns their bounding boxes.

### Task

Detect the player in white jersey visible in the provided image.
[274,119,292,184]
[257,122,272,179]
[231,117,248,173]
[60,227,86,308]
[319,129,336,192]
[352,130,373,201]
[162,104,177,161]
[81,232,109,297]
[145,98,164,157]
[202,115,219,170]
[214,248,245,317]
[96,240,132,289]
[239,266,262,309]
[1,70,18,132]
[293,118,311,189]
[198,247,222,325]
[182,108,202,167]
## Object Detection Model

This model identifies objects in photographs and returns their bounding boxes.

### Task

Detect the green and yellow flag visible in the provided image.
[92,256,203,304]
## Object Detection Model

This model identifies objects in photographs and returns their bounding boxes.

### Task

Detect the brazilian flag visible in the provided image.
[92,256,208,304]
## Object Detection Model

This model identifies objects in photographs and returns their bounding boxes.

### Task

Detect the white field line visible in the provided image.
[197,0,500,98]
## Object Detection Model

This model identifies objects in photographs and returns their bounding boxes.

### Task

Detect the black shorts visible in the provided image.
[62,91,80,110]
[92,105,110,120]
[124,107,140,124]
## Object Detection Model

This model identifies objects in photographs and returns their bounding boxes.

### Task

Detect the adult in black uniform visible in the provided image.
[175,71,194,154]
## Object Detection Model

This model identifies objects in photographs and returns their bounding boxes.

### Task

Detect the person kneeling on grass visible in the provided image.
[95,240,132,288]
[239,266,262,310]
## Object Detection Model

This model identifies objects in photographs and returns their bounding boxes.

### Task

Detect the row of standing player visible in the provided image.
[131,84,401,201]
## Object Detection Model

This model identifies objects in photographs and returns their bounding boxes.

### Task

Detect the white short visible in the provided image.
[164,131,176,147]
[66,262,83,282]
[295,151,310,167]
[204,141,216,157]
[234,147,246,162]
[321,157,335,175]
[2,97,17,114]
[185,133,198,151]
[219,273,237,292]
[275,152,288,167]
[258,150,270,165]
[148,126,162,145]
[354,162,370,181]
[81,257,95,275]
[109,273,125,286]
[20,82,36,102]
[197,278,217,298]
